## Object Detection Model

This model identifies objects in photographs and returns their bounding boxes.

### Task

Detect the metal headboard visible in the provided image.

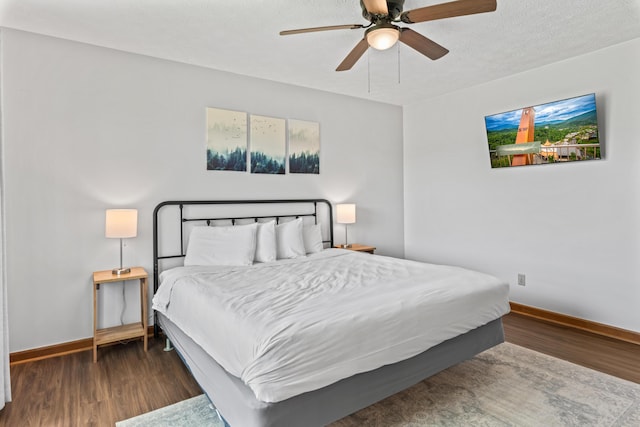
[152,199,333,334]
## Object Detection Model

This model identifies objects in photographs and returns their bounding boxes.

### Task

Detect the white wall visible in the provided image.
[404,38,640,333]
[0,29,404,352]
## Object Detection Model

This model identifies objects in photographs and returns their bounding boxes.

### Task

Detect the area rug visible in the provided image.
[116,343,640,426]
[115,395,222,427]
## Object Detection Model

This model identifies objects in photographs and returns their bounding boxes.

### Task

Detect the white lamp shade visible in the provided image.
[105,209,138,238]
[366,27,400,50]
[336,204,356,224]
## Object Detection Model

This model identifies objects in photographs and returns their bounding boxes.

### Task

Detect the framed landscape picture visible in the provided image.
[485,93,601,168]
[288,119,320,174]
[250,115,286,174]
[206,108,247,171]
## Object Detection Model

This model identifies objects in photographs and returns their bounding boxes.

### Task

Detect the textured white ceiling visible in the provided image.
[1,0,639,105]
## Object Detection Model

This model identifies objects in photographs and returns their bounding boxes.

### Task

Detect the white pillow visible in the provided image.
[302,224,324,254]
[275,218,306,259]
[184,223,258,266]
[255,220,277,263]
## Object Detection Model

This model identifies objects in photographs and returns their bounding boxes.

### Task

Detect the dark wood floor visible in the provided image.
[1,313,638,426]
[0,339,202,426]
[503,312,640,383]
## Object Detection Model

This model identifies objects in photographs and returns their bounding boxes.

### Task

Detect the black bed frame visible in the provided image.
[152,199,334,337]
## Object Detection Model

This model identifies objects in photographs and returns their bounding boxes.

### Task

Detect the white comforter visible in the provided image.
[153,249,510,403]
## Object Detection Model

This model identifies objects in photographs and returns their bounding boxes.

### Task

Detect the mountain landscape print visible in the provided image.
[485,93,600,168]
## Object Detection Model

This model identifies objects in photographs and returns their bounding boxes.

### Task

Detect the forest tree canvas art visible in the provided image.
[485,93,600,168]
[206,108,248,171]
[205,107,320,175]
[250,115,286,174]
[289,119,320,174]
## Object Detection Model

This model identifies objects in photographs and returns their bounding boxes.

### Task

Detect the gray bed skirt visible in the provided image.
[158,313,504,427]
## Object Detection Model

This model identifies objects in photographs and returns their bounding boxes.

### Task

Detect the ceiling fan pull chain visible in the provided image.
[367,50,371,94]
[397,42,401,84]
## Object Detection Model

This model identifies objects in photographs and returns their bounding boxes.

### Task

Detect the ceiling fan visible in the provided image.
[280,0,497,71]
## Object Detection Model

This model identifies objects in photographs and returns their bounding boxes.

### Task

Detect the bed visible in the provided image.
[152,199,510,427]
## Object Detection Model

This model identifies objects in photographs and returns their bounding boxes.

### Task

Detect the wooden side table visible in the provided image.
[93,267,148,362]
[335,243,376,254]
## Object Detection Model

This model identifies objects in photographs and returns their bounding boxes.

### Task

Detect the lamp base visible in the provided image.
[112,267,131,276]
[339,244,352,248]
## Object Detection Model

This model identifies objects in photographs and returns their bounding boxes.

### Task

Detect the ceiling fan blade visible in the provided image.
[336,38,370,71]
[401,0,496,24]
[362,0,389,15]
[280,24,364,36]
[399,28,449,60]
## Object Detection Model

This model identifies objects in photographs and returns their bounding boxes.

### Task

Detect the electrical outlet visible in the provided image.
[517,273,526,286]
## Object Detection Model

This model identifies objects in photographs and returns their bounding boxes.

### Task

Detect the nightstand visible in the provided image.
[93,267,148,362]
[335,243,376,254]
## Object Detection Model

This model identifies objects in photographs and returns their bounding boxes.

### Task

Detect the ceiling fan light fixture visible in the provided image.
[366,25,400,50]
[282,0,497,71]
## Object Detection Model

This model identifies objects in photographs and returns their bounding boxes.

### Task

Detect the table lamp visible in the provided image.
[105,209,138,275]
[336,203,356,248]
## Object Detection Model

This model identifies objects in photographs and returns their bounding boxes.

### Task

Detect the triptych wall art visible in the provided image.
[206,107,320,175]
